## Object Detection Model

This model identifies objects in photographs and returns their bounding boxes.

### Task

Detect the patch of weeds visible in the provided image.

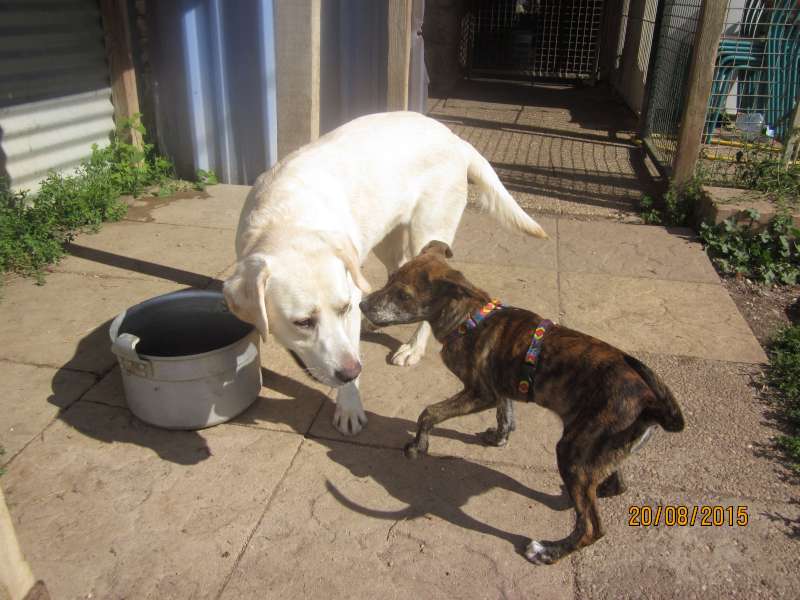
[638,176,706,227]
[639,195,662,224]
[700,209,800,285]
[732,138,800,205]
[0,115,217,283]
[766,324,800,471]
[0,445,5,477]
[195,169,219,191]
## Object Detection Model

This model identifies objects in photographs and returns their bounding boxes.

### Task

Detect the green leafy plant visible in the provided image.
[766,324,800,472]
[639,194,662,224]
[195,169,219,190]
[700,209,800,285]
[730,130,800,205]
[0,445,5,476]
[638,176,706,227]
[1,115,214,283]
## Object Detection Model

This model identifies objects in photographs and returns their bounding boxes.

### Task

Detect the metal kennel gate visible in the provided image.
[462,0,605,81]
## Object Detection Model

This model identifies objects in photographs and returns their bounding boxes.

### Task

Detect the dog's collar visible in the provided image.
[444,298,504,343]
[518,319,554,394]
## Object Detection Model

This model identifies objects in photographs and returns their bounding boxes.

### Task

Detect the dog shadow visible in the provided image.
[234,364,572,554]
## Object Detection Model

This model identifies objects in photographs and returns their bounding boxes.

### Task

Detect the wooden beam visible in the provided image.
[672,0,727,185]
[1,487,40,600]
[783,98,800,165]
[275,0,321,159]
[387,0,413,111]
[99,0,143,149]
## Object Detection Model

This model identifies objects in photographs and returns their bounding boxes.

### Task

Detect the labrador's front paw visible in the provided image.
[390,342,424,367]
[333,391,367,435]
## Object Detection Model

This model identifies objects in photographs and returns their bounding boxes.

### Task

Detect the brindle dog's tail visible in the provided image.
[624,354,685,432]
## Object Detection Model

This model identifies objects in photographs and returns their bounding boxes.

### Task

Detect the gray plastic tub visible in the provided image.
[109,289,261,430]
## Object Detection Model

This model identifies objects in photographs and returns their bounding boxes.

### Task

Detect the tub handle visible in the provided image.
[112,333,153,378]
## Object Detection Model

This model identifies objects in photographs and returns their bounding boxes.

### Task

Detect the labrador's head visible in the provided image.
[223,232,370,387]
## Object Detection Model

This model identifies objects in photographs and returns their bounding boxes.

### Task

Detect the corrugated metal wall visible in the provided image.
[320,0,427,136]
[145,0,278,185]
[0,0,115,192]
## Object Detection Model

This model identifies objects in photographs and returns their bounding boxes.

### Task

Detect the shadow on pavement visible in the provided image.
[236,365,572,555]
[48,320,212,466]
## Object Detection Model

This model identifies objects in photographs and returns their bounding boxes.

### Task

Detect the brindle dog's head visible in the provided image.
[360,241,471,327]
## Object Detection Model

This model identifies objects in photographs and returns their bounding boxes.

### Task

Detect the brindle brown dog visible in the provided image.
[359,240,685,565]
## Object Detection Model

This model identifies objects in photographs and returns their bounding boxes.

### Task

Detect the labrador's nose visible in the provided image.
[335,359,362,383]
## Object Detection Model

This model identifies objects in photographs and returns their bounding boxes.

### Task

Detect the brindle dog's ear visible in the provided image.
[433,267,470,296]
[419,240,453,259]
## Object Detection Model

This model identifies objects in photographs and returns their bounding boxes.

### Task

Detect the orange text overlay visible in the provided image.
[628,505,749,527]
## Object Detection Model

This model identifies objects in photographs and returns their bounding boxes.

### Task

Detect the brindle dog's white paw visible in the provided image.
[525,540,557,565]
[390,342,424,367]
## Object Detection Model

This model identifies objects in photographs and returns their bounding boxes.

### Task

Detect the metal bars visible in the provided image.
[641,0,703,175]
[464,0,604,80]
[700,0,800,183]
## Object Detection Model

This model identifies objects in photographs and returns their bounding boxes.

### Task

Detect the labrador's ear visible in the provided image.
[222,254,271,340]
[319,232,371,294]
[419,240,453,259]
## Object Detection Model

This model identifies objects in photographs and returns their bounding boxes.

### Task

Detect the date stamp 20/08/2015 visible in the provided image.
[628,505,749,527]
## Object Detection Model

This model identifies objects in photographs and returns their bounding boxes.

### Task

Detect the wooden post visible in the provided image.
[387,0,413,111]
[783,99,800,165]
[671,0,727,185]
[99,0,143,149]
[275,0,321,159]
[1,487,47,600]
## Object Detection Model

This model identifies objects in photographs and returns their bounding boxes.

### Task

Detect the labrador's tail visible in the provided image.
[461,139,548,239]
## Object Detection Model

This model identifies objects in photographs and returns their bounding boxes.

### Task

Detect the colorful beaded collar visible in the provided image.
[518,319,554,394]
[443,298,504,343]
[443,299,554,396]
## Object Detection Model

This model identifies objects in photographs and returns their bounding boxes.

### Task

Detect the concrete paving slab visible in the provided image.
[56,220,235,284]
[560,272,767,363]
[558,219,720,283]
[0,362,96,463]
[124,184,248,230]
[220,438,575,600]
[0,272,181,372]
[2,401,302,600]
[622,352,796,503]
[573,489,800,600]
[453,210,557,270]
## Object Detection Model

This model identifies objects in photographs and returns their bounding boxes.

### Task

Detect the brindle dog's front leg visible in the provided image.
[481,397,516,447]
[405,389,495,459]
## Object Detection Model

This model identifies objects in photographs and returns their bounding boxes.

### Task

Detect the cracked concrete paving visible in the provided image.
[1,184,798,600]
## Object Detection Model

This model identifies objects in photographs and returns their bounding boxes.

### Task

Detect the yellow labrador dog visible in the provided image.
[223,112,547,435]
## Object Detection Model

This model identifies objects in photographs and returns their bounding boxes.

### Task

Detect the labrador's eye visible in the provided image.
[294,318,315,329]
[338,303,351,316]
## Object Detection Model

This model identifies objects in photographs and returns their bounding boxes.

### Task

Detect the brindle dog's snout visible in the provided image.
[358,300,369,313]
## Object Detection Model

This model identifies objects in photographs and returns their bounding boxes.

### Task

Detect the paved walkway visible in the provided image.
[428,80,662,221]
[1,184,797,600]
